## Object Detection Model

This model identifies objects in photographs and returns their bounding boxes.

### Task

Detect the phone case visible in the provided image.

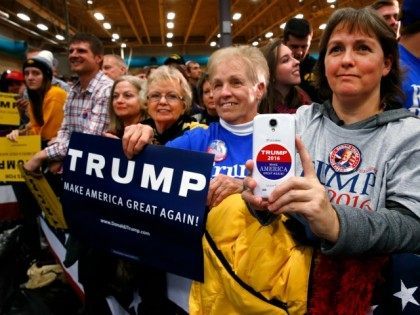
[252,114,296,198]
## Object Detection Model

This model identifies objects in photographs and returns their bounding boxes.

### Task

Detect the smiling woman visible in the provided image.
[140,65,202,145]
[260,39,312,113]
[106,75,147,138]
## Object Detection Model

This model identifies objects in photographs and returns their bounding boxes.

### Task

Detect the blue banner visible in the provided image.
[62,132,214,281]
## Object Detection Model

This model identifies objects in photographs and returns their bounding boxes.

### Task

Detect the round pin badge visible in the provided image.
[329,143,362,173]
[207,140,227,162]
[256,143,292,180]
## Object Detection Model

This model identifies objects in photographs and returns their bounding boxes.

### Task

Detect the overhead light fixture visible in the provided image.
[167,12,175,20]
[87,0,93,4]
[167,42,173,47]
[103,22,111,29]
[210,41,217,47]
[112,33,120,40]
[265,32,273,38]
[295,13,304,19]
[217,33,221,38]
[55,34,65,40]
[327,0,336,3]
[167,22,174,29]
[36,23,48,31]
[0,10,9,19]
[111,38,116,42]
[121,43,127,48]
[280,22,286,29]
[319,23,327,30]
[330,4,335,8]
[166,32,173,39]
[17,13,30,21]
[232,13,242,21]
[94,12,104,20]
[252,41,259,46]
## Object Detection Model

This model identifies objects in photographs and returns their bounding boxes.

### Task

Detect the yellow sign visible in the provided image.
[0,92,20,126]
[18,164,68,229]
[0,135,40,182]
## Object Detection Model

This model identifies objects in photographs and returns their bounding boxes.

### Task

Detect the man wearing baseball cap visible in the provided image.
[5,70,24,94]
[399,0,420,116]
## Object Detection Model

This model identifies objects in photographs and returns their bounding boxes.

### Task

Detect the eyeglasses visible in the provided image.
[147,92,183,104]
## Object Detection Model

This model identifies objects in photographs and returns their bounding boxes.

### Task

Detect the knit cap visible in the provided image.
[23,50,54,80]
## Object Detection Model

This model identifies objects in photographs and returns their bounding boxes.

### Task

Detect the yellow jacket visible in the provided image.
[28,85,66,141]
[189,194,313,315]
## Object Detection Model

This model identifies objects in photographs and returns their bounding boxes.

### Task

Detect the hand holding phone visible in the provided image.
[252,114,296,198]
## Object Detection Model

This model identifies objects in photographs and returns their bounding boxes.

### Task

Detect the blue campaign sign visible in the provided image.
[61,132,214,281]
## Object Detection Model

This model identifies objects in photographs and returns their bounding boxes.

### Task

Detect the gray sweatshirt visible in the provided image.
[295,102,420,255]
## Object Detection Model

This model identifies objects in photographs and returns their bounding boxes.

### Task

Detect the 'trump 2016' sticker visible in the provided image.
[256,144,292,180]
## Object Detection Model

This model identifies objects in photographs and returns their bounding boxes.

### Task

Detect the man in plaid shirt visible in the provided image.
[24,33,113,172]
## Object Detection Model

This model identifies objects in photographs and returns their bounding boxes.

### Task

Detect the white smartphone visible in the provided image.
[252,114,296,198]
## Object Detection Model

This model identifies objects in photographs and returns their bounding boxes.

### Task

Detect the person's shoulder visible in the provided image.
[295,102,323,131]
[92,71,113,87]
[296,102,321,116]
[52,77,70,92]
[49,85,67,95]
[296,86,312,105]
[89,71,113,96]
[188,121,208,131]
[45,85,67,100]
[97,71,114,85]
[301,55,317,70]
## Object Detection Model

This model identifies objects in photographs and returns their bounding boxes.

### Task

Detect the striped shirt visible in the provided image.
[45,71,113,160]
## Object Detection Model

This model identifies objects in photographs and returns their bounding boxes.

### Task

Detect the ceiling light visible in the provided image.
[330,4,335,8]
[319,23,327,30]
[217,33,221,38]
[265,32,273,38]
[111,38,116,42]
[0,10,9,19]
[167,22,174,29]
[167,42,173,47]
[232,13,242,21]
[121,43,127,48]
[36,23,48,31]
[295,13,304,19]
[112,33,120,39]
[55,34,65,40]
[166,32,174,39]
[94,12,104,20]
[17,13,30,21]
[252,41,259,46]
[210,41,217,47]
[327,0,336,3]
[280,22,286,29]
[167,12,175,20]
[87,0,93,4]
[103,22,111,29]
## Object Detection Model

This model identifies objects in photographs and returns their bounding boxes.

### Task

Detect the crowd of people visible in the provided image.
[0,0,419,314]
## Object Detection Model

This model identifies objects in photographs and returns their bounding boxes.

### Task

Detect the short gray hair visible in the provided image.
[207,45,269,90]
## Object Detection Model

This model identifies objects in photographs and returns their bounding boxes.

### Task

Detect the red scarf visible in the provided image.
[309,253,389,315]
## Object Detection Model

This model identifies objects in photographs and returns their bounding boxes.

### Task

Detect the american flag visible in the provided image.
[373,253,420,314]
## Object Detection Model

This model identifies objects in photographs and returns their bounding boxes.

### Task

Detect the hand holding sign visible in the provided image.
[242,137,340,243]
[122,123,154,159]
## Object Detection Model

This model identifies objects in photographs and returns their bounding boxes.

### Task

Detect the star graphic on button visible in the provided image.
[393,280,419,310]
